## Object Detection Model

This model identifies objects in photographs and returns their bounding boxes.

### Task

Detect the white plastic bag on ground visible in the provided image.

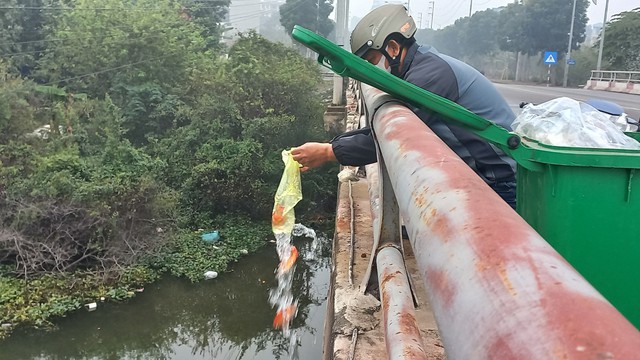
[512,97,640,150]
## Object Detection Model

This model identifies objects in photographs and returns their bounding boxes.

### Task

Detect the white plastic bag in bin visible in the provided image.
[512,97,640,150]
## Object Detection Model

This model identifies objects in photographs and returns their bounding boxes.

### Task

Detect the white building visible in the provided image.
[224,0,290,44]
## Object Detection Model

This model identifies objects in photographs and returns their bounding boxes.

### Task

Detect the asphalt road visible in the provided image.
[493,83,640,120]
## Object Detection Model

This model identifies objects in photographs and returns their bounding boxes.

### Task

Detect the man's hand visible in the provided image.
[291,142,337,172]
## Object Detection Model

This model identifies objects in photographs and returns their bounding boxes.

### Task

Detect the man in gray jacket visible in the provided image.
[292,4,517,208]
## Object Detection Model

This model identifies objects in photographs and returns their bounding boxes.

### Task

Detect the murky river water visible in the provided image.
[0,229,332,360]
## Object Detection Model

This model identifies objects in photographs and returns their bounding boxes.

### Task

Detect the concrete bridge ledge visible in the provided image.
[325,178,445,360]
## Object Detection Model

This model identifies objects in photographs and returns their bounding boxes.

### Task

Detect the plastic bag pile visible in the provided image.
[512,97,640,150]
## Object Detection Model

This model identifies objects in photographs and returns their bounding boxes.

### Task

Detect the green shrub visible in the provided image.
[150,215,270,281]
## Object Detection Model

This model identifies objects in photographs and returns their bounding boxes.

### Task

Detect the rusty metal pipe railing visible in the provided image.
[361,83,640,359]
[347,80,427,359]
[373,154,426,360]
[377,246,427,360]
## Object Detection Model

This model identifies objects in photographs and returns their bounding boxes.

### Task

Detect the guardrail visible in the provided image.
[359,82,640,359]
[588,70,640,94]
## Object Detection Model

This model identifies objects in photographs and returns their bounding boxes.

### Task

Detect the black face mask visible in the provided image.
[379,46,402,77]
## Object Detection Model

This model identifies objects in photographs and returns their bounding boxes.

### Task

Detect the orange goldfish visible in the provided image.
[272,204,285,226]
[273,304,297,329]
[278,246,298,273]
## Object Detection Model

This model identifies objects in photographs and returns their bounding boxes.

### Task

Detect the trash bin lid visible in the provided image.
[586,99,625,116]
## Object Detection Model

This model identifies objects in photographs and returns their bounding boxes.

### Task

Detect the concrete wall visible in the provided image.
[588,79,640,95]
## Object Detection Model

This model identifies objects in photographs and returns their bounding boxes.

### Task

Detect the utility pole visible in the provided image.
[428,1,435,29]
[332,0,348,105]
[418,12,423,28]
[562,0,577,88]
[468,0,472,17]
[596,0,610,71]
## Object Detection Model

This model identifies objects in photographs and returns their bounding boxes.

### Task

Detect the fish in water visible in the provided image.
[272,204,285,226]
[273,304,297,329]
[278,245,298,274]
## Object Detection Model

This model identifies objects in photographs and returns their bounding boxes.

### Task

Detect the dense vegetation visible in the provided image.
[415,1,639,85]
[0,0,337,337]
[601,8,640,71]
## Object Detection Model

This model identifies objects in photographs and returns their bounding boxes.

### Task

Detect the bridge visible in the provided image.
[323,81,640,359]
[587,70,640,95]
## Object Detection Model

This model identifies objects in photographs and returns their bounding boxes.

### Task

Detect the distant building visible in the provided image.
[223,0,290,44]
[585,23,603,46]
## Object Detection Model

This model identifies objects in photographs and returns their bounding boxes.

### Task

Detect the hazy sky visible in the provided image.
[345,0,639,29]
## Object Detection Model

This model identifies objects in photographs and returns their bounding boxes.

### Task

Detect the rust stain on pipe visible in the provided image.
[377,247,428,360]
[497,263,518,297]
[381,270,403,288]
[425,268,456,311]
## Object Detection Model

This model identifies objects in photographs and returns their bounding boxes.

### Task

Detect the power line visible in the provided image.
[0,53,179,95]
[229,1,282,8]
[229,9,272,22]
[0,6,226,11]
[44,52,179,86]
[436,0,468,27]
[1,33,169,57]
[0,7,238,49]
[0,24,146,39]
[435,0,465,19]
[0,31,133,48]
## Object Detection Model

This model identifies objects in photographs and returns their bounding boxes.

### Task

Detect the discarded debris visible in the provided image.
[202,231,220,243]
[204,271,218,280]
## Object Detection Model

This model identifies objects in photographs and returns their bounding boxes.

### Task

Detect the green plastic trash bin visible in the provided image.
[517,137,640,328]
[291,25,640,328]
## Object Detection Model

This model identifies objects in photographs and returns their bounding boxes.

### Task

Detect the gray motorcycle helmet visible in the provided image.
[350,4,417,58]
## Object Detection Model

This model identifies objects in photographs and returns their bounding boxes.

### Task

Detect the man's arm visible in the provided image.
[330,128,377,166]
[291,128,377,171]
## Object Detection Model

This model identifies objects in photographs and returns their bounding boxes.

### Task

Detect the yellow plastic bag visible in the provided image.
[271,150,302,234]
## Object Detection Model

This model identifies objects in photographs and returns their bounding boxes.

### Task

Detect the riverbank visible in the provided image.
[0,227,333,359]
[0,215,273,339]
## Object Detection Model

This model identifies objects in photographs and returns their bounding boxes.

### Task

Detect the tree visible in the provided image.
[600,8,640,71]
[432,23,465,59]
[36,0,216,97]
[499,0,588,55]
[227,32,323,122]
[279,0,334,38]
[0,0,52,76]
[155,32,330,221]
[0,62,36,141]
[498,2,526,54]
[259,11,292,44]
[567,45,597,86]
[178,0,230,50]
[415,24,465,59]
[459,9,501,57]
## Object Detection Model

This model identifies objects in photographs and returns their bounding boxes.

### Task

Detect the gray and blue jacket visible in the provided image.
[331,43,517,188]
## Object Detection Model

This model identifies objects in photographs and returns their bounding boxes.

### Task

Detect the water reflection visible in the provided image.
[0,231,332,360]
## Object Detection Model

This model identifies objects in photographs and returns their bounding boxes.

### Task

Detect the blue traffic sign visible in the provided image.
[567,59,576,65]
[543,51,558,65]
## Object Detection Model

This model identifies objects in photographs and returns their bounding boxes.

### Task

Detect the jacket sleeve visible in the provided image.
[330,127,377,166]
